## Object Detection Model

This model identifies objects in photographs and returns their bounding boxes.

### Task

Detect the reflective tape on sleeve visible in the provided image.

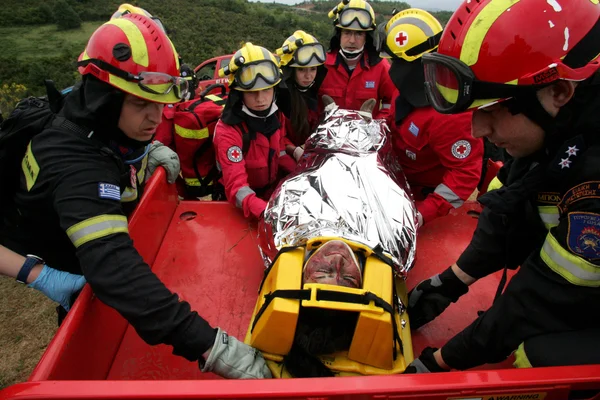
[538,206,560,230]
[541,232,600,287]
[434,183,464,208]
[235,186,256,208]
[66,214,129,248]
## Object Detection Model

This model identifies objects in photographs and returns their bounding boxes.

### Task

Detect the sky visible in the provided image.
[248,0,463,11]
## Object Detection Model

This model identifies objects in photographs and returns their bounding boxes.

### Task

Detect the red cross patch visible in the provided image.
[227,146,243,163]
[451,140,471,159]
[395,31,408,47]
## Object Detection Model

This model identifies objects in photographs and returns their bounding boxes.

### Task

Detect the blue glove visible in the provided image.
[28,265,86,311]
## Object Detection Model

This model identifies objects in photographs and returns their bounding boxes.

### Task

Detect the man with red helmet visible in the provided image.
[0,15,271,379]
[318,0,396,120]
[406,0,600,372]
[375,8,483,226]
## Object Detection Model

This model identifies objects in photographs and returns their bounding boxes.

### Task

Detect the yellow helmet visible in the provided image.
[276,31,326,68]
[375,8,443,62]
[218,43,282,92]
[329,0,376,32]
[111,3,166,33]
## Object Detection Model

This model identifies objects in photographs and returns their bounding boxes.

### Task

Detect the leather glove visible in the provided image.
[146,141,180,184]
[408,267,469,329]
[404,347,446,373]
[201,328,272,379]
[28,265,86,311]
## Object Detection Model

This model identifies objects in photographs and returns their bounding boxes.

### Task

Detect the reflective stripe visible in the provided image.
[487,176,503,192]
[67,215,129,248]
[184,178,213,187]
[513,342,532,369]
[235,186,256,208]
[174,124,209,140]
[538,206,560,230]
[279,150,287,157]
[380,103,391,109]
[434,183,464,208]
[106,19,148,67]
[540,232,600,287]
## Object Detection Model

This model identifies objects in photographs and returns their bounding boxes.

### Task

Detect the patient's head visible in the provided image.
[303,240,362,288]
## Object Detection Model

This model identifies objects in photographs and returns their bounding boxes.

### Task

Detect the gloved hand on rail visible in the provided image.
[408,266,469,329]
[28,265,86,311]
[146,140,180,184]
[201,328,272,379]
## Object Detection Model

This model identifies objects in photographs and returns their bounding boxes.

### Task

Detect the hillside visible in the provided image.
[0,0,453,107]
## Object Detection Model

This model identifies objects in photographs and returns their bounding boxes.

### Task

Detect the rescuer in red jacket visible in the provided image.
[318,0,396,121]
[213,43,297,219]
[376,9,483,226]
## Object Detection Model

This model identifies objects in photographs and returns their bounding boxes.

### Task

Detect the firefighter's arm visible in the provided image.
[418,114,483,224]
[373,62,396,120]
[538,180,600,287]
[52,160,217,362]
[214,121,266,219]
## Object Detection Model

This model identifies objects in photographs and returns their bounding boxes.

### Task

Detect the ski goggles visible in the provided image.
[294,43,326,67]
[78,58,189,100]
[422,52,547,114]
[338,8,374,30]
[235,60,281,90]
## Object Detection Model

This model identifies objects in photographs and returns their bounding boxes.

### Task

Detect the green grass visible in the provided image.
[0,22,102,60]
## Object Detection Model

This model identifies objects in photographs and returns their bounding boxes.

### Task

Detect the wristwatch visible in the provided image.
[16,254,45,284]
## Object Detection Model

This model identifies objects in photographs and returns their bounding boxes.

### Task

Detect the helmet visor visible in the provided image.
[137,72,189,100]
[236,60,280,90]
[338,8,373,30]
[294,43,326,67]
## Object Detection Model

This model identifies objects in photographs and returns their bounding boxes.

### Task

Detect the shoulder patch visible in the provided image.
[408,122,420,137]
[227,146,243,163]
[568,212,600,260]
[537,192,562,205]
[451,140,471,159]
[559,181,600,211]
[98,183,121,201]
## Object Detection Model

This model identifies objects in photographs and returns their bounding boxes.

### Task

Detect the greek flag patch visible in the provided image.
[98,183,121,201]
[365,81,375,89]
[408,122,420,137]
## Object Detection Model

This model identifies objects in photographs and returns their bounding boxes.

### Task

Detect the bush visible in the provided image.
[54,0,82,30]
[0,82,28,119]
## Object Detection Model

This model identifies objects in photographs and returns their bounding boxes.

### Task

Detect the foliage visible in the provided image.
[0,83,28,119]
[53,0,82,30]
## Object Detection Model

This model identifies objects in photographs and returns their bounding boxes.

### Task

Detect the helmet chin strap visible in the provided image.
[295,80,315,92]
[340,45,364,60]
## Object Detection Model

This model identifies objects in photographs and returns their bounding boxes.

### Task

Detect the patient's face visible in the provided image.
[303,240,362,288]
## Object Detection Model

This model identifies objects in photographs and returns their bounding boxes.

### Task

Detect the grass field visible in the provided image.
[0,276,56,390]
[0,22,102,60]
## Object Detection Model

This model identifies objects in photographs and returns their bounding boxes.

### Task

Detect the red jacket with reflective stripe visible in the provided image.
[389,106,483,224]
[318,51,396,120]
[214,113,296,219]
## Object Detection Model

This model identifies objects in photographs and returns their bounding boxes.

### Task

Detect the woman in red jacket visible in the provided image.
[275,30,328,161]
[214,43,297,219]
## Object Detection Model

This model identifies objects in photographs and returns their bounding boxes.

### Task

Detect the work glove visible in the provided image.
[403,347,446,373]
[292,146,304,162]
[408,267,469,329]
[28,265,86,311]
[146,140,180,184]
[201,328,272,379]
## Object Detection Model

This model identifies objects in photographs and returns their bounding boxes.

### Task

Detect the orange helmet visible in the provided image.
[77,13,186,104]
[423,0,600,114]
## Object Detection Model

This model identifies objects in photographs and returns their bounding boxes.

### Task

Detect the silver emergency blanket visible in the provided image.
[258,104,418,276]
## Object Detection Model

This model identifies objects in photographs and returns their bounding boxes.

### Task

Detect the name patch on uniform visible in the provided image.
[365,81,375,89]
[227,146,243,163]
[451,140,471,159]
[406,149,416,161]
[408,122,420,137]
[98,183,121,201]
[568,212,600,260]
[559,181,600,211]
[537,192,562,205]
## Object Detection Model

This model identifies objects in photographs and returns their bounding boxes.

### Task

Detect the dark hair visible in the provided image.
[282,308,358,378]
[288,86,311,145]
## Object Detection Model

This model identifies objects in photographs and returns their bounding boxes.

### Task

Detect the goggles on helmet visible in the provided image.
[338,8,373,30]
[77,58,189,100]
[235,60,280,90]
[295,43,326,66]
[422,52,551,114]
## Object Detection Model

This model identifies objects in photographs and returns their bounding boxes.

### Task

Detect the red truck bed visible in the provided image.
[1,168,599,399]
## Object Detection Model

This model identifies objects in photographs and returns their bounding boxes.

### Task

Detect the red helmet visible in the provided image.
[77,13,186,104]
[422,0,600,113]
